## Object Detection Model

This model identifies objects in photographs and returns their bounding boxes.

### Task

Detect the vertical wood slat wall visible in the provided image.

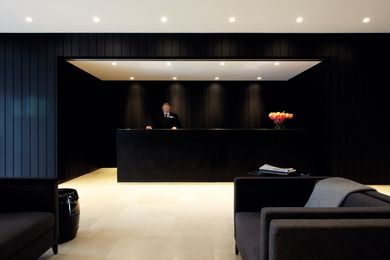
[109,81,275,130]
[0,33,390,183]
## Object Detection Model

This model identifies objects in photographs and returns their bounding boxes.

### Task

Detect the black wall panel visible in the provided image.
[0,33,390,183]
[104,80,307,130]
[0,37,4,177]
[57,61,104,181]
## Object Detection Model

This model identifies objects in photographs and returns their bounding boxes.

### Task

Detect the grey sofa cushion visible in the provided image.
[342,191,390,207]
[235,212,261,260]
[269,218,390,260]
[365,190,390,204]
[0,212,55,260]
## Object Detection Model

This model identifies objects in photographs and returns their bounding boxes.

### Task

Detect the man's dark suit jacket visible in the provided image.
[151,112,182,129]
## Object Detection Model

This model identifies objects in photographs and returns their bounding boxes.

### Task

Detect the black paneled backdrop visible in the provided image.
[58,61,106,180]
[102,80,315,129]
[1,33,390,183]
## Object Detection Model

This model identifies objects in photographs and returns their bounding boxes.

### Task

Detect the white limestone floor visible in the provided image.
[40,168,241,260]
[40,168,390,260]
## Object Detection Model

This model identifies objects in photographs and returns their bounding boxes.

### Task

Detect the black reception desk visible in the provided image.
[117,129,316,182]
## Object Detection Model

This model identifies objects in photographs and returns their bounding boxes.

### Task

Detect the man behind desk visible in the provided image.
[146,102,182,129]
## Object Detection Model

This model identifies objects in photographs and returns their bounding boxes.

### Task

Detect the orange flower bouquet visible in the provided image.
[269,112,294,129]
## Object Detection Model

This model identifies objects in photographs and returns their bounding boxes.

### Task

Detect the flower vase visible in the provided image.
[274,123,285,129]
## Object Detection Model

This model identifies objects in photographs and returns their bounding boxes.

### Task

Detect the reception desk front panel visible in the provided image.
[117,129,317,182]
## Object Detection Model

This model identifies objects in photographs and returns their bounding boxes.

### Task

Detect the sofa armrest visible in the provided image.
[260,207,390,260]
[234,176,326,213]
[269,219,390,260]
[0,178,59,245]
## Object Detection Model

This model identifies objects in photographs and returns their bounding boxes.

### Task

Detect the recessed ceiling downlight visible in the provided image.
[257,77,262,80]
[296,17,304,23]
[363,17,371,23]
[93,16,100,23]
[25,17,33,23]
[161,16,168,23]
[214,77,220,80]
[228,17,236,23]
[172,76,177,80]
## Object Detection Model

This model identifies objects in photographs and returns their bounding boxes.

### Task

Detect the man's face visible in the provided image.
[162,104,172,113]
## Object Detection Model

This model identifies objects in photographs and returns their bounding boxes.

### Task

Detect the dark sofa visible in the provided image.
[0,179,59,260]
[234,176,390,260]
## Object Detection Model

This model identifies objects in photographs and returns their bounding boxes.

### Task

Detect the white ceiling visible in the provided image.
[0,0,390,33]
[67,60,321,81]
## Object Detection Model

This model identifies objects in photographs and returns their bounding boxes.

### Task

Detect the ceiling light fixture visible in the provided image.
[274,62,280,66]
[362,17,370,23]
[166,62,171,66]
[296,17,304,23]
[220,62,225,66]
[214,77,220,80]
[172,77,177,80]
[161,16,168,23]
[228,17,236,23]
[111,62,117,66]
[25,17,33,23]
[130,77,135,80]
[93,16,100,23]
[257,77,262,80]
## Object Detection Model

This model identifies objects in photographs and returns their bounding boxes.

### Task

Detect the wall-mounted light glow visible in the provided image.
[228,17,236,23]
[362,17,370,23]
[130,77,135,80]
[25,17,33,23]
[220,62,225,66]
[257,77,262,80]
[111,62,117,66]
[296,17,304,23]
[93,16,100,23]
[166,62,171,66]
[214,77,220,80]
[161,16,168,23]
[172,77,178,80]
[274,62,280,66]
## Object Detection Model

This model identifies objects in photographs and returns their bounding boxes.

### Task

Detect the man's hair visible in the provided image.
[162,102,172,106]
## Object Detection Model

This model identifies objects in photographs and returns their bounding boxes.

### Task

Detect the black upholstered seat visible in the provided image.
[235,212,261,260]
[0,212,55,260]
